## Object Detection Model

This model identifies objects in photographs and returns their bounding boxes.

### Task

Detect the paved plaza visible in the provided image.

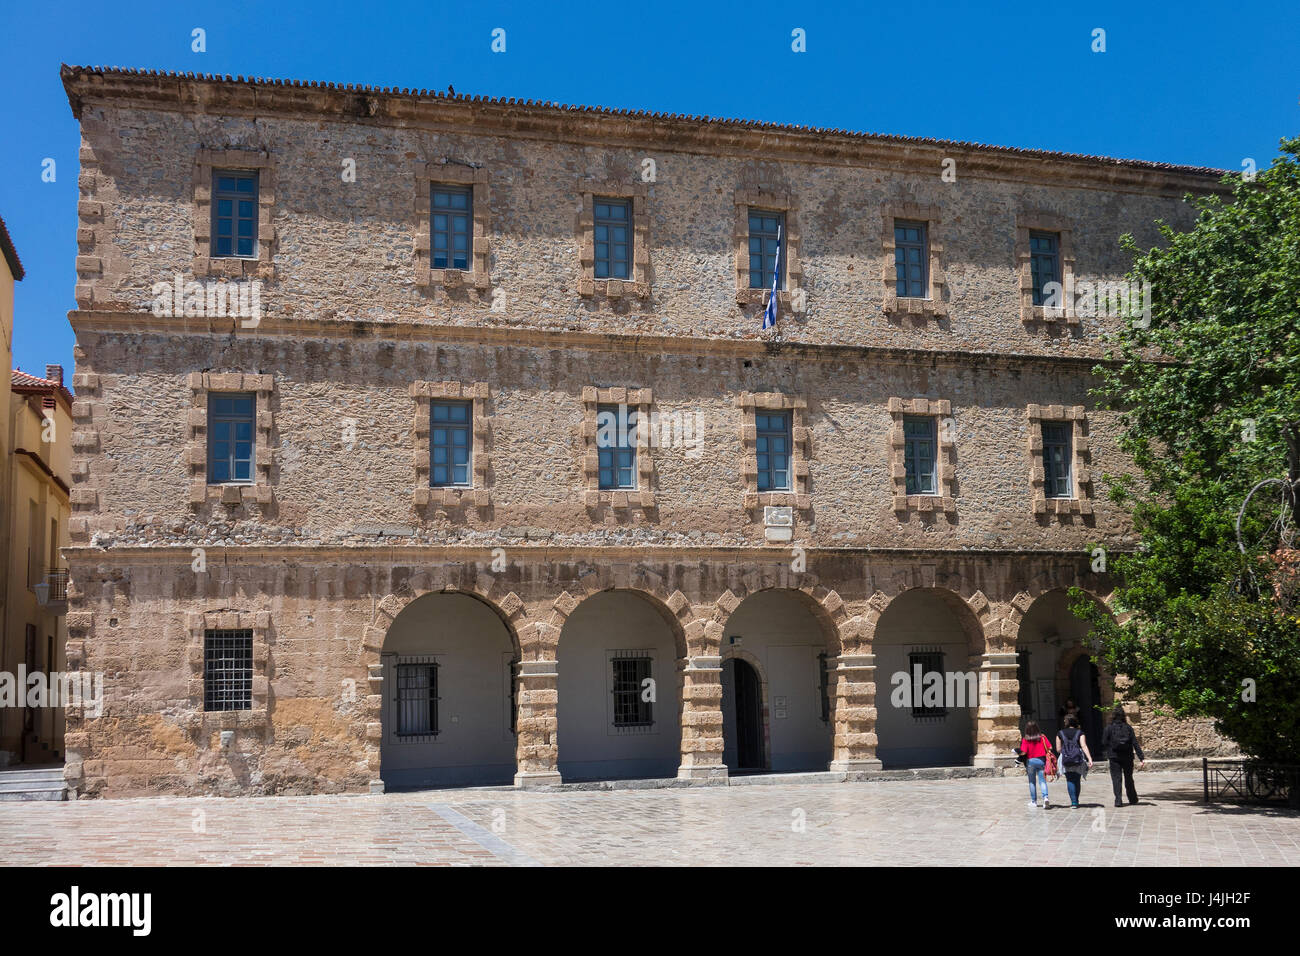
[1,772,1296,866]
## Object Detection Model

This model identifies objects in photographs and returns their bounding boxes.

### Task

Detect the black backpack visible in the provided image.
[1109,721,1134,758]
[1060,728,1086,766]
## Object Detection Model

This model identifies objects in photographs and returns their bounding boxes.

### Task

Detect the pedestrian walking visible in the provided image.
[1101,705,1145,806]
[1018,721,1054,808]
[1055,714,1094,807]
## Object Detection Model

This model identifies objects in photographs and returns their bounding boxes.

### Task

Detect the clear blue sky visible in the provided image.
[2,0,1297,385]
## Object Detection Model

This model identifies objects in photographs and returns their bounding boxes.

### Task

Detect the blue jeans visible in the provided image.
[1026,758,1048,802]
[1064,770,1082,805]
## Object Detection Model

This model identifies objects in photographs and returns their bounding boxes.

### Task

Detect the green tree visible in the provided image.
[1072,138,1300,766]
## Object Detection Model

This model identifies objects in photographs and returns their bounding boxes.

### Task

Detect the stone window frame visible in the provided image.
[736,391,811,513]
[414,162,491,290]
[734,189,803,308]
[186,372,275,510]
[577,182,651,300]
[186,611,270,731]
[1016,212,1078,325]
[580,386,657,510]
[412,381,492,511]
[888,397,956,515]
[192,149,277,280]
[1026,404,1094,517]
[881,202,948,320]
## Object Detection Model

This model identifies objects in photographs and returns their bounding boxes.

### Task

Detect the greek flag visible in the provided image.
[762,224,782,330]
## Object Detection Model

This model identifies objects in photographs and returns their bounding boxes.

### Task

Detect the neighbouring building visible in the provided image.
[0,215,73,767]
[59,65,1233,798]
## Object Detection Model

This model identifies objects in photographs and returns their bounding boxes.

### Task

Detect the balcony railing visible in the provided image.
[34,568,69,613]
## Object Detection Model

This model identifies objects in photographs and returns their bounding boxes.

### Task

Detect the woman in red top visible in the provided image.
[1020,721,1054,808]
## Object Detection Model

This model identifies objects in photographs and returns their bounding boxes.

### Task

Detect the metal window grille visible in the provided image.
[908,649,948,719]
[212,170,259,258]
[1041,422,1073,498]
[756,411,792,492]
[431,185,472,270]
[818,652,831,723]
[594,198,632,279]
[1016,649,1033,717]
[207,392,256,484]
[396,658,440,737]
[611,655,653,727]
[1029,231,1061,306]
[596,403,638,489]
[747,209,784,289]
[204,629,253,712]
[430,400,472,487]
[894,220,928,298]
[903,415,938,495]
[508,658,518,735]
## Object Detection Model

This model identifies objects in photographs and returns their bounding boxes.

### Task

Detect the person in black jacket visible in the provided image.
[1101,706,1146,806]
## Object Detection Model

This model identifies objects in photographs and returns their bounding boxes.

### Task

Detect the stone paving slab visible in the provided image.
[0,772,1295,866]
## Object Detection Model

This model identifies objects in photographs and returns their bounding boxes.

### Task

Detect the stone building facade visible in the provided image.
[59,65,1232,797]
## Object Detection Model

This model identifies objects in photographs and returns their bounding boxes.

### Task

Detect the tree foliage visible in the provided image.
[1072,139,1300,765]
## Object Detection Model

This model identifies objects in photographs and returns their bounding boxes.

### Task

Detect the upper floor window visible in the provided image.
[430,401,472,487]
[431,185,472,270]
[894,220,929,298]
[612,655,653,727]
[1041,422,1073,498]
[204,629,253,712]
[596,403,637,490]
[212,171,259,258]
[594,198,632,280]
[756,411,792,492]
[903,415,938,495]
[208,393,255,484]
[748,210,785,289]
[1029,231,1061,306]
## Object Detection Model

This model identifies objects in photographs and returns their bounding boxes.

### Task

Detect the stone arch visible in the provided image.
[359,572,527,793]
[709,579,849,655]
[869,586,985,769]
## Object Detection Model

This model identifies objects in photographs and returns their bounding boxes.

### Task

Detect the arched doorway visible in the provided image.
[379,592,519,790]
[1015,589,1112,745]
[872,588,981,769]
[721,657,764,772]
[556,590,684,782]
[720,589,835,773]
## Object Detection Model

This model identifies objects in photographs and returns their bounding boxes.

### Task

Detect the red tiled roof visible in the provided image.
[60,64,1228,179]
[0,214,23,281]
[12,369,73,403]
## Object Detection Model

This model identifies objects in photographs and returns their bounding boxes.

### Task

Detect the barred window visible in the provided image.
[204,629,252,712]
[894,220,928,298]
[756,411,792,492]
[207,393,255,484]
[594,198,632,279]
[396,659,440,737]
[611,656,653,727]
[430,401,472,487]
[431,185,472,270]
[1042,422,1073,498]
[908,649,947,718]
[748,210,784,289]
[903,415,937,495]
[596,403,637,490]
[1029,231,1061,306]
[212,170,259,258]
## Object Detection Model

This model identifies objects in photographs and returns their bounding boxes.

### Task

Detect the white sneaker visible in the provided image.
[1028,800,1038,809]
[1043,798,1050,808]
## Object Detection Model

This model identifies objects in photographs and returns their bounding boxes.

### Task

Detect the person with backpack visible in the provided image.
[1101,706,1146,806]
[1018,721,1054,808]
[1055,714,1094,808]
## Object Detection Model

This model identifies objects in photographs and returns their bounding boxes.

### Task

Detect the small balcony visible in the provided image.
[34,569,69,616]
